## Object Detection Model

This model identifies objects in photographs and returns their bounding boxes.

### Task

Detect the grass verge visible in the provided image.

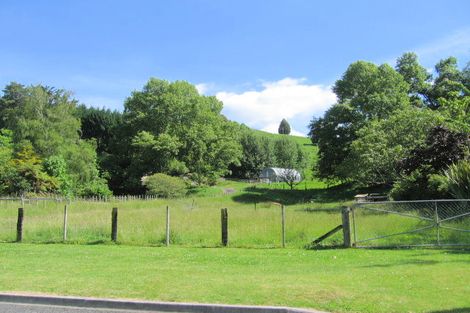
[0,244,469,313]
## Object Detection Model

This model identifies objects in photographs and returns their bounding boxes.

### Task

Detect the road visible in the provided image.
[0,302,163,313]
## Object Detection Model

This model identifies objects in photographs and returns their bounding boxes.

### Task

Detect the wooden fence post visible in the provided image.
[111,207,118,242]
[16,208,24,242]
[342,207,352,248]
[221,208,228,246]
[166,206,170,246]
[63,205,68,241]
[281,205,286,248]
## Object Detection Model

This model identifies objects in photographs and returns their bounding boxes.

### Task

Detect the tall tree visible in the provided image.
[310,60,410,181]
[429,57,468,109]
[278,118,291,135]
[0,83,110,196]
[395,52,432,107]
[122,78,242,187]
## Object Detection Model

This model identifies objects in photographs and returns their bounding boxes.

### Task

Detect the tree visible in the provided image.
[0,83,110,196]
[343,108,444,186]
[122,78,242,187]
[333,61,409,119]
[428,57,468,109]
[395,52,432,107]
[231,131,268,179]
[278,118,291,135]
[273,137,306,189]
[311,60,410,181]
[309,103,363,181]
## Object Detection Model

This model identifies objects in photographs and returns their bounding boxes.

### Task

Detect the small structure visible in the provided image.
[354,193,388,202]
[259,167,301,183]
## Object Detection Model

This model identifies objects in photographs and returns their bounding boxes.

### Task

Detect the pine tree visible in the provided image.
[278,118,291,135]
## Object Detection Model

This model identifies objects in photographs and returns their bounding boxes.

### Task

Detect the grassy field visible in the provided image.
[0,244,469,313]
[1,179,468,248]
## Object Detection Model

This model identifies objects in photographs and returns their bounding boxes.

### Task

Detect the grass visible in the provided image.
[0,244,469,313]
[0,179,468,248]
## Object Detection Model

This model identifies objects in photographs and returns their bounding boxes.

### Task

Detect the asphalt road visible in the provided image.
[0,302,164,313]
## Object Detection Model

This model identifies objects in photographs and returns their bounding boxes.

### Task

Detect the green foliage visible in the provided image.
[6,143,58,194]
[428,57,468,109]
[344,108,444,186]
[333,61,410,119]
[309,103,363,181]
[0,83,111,196]
[122,78,242,187]
[43,155,73,196]
[443,160,470,199]
[395,52,432,107]
[142,173,187,198]
[278,118,291,134]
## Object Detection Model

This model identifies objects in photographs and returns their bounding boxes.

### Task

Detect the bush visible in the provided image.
[142,173,187,198]
[443,160,470,199]
[390,170,449,200]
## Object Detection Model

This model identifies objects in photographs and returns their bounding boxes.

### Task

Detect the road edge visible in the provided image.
[0,293,329,313]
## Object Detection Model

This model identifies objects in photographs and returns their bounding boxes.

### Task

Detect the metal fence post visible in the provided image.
[434,201,440,246]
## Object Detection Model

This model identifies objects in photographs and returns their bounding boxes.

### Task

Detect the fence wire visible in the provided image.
[352,200,470,247]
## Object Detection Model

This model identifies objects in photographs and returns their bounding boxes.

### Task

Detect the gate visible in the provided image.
[351,200,470,247]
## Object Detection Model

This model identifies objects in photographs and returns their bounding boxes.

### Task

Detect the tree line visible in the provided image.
[0,79,306,196]
[309,52,470,199]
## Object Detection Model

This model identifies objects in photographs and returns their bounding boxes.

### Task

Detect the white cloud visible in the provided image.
[195,83,210,95]
[415,28,470,63]
[216,77,336,136]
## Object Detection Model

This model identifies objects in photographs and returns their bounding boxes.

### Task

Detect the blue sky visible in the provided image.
[0,0,469,135]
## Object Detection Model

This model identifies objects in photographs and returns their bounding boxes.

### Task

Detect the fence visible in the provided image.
[0,197,343,248]
[350,200,470,248]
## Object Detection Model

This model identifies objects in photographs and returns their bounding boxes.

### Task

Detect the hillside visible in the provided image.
[251,129,318,179]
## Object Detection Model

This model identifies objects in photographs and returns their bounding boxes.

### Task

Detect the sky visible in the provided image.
[0,0,469,136]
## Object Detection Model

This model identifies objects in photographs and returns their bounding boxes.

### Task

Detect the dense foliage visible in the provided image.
[0,84,110,196]
[141,173,187,198]
[278,118,291,135]
[309,52,469,199]
[230,128,306,180]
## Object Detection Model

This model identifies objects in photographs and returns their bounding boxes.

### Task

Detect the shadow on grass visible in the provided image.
[426,309,470,313]
[231,183,389,206]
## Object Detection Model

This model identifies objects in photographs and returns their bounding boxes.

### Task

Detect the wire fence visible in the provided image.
[352,200,470,248]
[0,197,343,248]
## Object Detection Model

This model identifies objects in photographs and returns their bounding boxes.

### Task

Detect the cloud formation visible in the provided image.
[216,78,336,136]
[415,27,470,64]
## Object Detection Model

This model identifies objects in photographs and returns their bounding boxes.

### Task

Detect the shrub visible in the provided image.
[444,160,470,199]
[142,173,187,198]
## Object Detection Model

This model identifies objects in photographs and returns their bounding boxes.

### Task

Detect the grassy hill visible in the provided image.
[251,129,318,179]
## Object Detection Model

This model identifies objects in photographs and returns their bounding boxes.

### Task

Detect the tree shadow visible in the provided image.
[231,183,388,206]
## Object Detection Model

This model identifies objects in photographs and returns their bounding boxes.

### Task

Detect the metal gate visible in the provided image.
[351,200,470,247]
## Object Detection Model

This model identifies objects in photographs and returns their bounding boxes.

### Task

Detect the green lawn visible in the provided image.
[0,244,469,313]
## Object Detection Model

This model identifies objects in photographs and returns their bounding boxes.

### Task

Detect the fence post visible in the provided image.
[166,206,170,246]
[111,207,118,242]
[221,208,228,246]
[63,205,68,241]
[281,205,286,248]
[434,201,440,246]
[342,207,352,248]
[16,208,24,242]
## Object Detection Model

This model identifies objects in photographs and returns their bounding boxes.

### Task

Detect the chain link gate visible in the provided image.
[351,200,470,248]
